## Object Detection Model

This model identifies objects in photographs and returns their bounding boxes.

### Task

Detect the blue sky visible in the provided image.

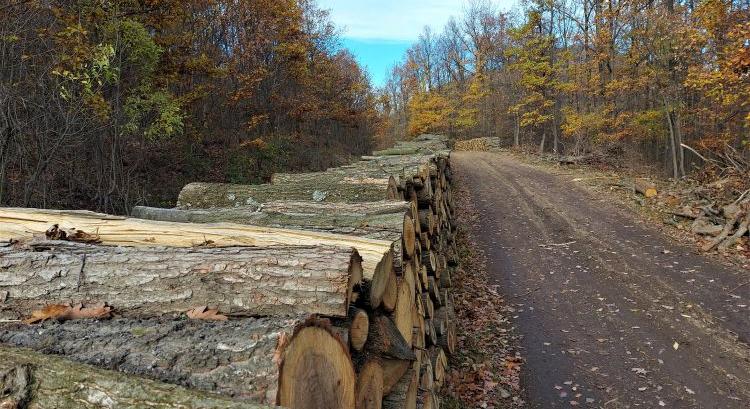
[318,0,516,87]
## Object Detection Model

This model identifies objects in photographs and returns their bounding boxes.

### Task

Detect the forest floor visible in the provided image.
[448,151,750,408]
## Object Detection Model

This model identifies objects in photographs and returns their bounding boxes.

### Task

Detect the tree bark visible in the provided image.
[132,202,417,256]
[0,345,269,409]
[177,175,400,208]
[365,315,416,361]
[0,317,356,408]
[634,179,658,198]
[0,207,393,288]
[0,241,361,319]
[381,362,418,409]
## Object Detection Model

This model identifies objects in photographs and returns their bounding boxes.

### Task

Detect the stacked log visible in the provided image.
[0,133,458,408]
[453,136,503,152]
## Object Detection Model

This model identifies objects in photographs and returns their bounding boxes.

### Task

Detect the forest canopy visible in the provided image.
[0,0,378,212]
[380,0,750,176]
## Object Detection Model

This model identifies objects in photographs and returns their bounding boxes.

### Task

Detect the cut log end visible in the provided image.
[356,360,384,409]
[278,325,356,409]
[350,308,370,352]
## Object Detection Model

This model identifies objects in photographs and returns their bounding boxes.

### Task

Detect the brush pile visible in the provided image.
[0,134,457,409]
[662,167,750,253]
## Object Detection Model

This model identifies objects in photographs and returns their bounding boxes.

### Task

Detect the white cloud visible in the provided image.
[318,0,514,41]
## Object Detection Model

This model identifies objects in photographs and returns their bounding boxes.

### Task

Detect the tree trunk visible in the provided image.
[665,102,680,179]
[132,203,409,242]
[0,317,356,408]
[177,176,400,209]
[539,131,546,154]
[0,241,362,319]
[674,110,685,177]
[0,345,269,409]
[634,179,658,198]
[0,207,393,289]
[514,112,520,147]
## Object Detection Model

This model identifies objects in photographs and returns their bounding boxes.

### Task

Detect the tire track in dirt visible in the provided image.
[453,151,750,408]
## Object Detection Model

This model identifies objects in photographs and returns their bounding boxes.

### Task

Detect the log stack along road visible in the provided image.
[453,151,750,408]
[0,134,456,409]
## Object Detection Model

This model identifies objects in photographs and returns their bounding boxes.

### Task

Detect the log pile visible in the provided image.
[0,134,458,408]
[453,137,503,152]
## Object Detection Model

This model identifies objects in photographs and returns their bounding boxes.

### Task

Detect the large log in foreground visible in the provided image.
[0,317,356,408]
[0,345,268,409]
[0,207,393,291]
[0,241,362,319]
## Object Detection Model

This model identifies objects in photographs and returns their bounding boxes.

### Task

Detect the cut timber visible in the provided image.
[402,214,417,258]
[0,316,355,407]
[434,308,456,355]
[356,360,384,409]
[279,323,356,409]
[365,315,416,361]
[133,200,412,242]
[177,176,399,208]
[391,279,415,348]
[0,241,361,319]
[331,307,369,352]
[0,345,268,409]
[372,147,420,156]
[634,179,657,198]
[0,207,393,296]
[428,347,447,389]
[382,359,410,395]
[381,271,399,312]
[382,364,418,409]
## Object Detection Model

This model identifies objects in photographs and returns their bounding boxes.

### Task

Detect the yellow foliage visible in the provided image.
[407,91,452,136]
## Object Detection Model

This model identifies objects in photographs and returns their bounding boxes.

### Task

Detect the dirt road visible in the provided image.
[452,152,750,408]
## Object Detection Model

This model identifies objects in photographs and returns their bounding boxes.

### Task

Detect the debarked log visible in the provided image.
[0,316,356,408]
[0,241,362,319]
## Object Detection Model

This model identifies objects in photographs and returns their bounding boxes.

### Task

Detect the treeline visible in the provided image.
[381,0,749,176]
[0,0,377,213]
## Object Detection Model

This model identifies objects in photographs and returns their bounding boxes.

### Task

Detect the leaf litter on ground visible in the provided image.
[441,182,525,408]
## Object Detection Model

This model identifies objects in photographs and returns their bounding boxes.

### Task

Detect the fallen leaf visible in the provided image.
[45,224,66,240]
[673,341,679,350]
[24,304,70,324]
[66,229,101,244]
[67,303,112,319]
[186,306,228,321]
[25,303,112,324]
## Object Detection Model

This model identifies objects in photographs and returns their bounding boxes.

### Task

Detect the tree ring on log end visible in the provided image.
[402,214,416,259]
[278,326,355,409]
[355,360,384,409]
